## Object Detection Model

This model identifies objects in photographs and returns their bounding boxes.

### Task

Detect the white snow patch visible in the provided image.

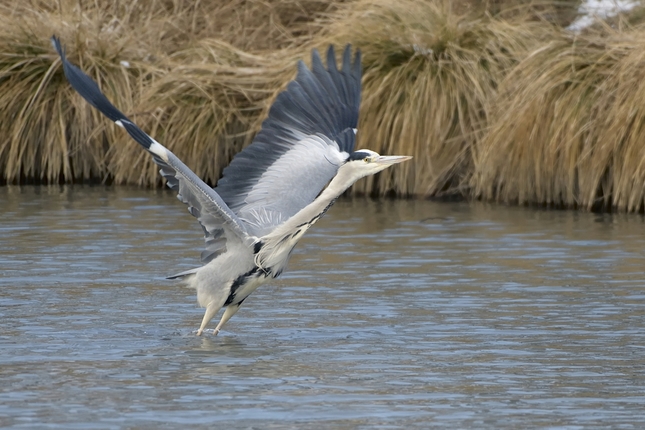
[567,0,639,32]
[412,44,433,57]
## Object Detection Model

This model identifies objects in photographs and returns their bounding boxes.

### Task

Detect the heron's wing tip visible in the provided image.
[51,35,64,57]
[52,36,251,259]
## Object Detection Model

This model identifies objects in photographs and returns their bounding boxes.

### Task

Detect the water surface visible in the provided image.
[1,186,644,428]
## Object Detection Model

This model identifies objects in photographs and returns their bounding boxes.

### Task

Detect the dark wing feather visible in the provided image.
[215,45,362,236]
[52,36,250,263]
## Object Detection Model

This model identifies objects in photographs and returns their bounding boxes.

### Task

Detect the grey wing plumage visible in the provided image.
[215,45,362,237]
[51,36,251,263]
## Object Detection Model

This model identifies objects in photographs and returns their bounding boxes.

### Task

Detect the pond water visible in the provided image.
[1,186,644,428]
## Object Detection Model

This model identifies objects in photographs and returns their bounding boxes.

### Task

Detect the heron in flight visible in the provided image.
[52,36,412,335]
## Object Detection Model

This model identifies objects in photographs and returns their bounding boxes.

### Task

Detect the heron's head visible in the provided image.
[343,149,412,179]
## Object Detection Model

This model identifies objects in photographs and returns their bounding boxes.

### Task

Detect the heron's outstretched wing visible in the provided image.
[215,45,362,237]
[51,36,251,263]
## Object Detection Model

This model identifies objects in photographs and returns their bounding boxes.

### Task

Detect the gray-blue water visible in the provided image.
[1,186,645,428]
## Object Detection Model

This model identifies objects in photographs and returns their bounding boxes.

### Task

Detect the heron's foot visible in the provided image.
[197,301,221,337]
[211,303,242,337]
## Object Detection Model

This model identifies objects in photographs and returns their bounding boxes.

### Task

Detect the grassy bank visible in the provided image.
[3,0,645,211]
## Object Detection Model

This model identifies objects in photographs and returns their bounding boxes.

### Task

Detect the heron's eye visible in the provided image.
[364,157,371,163]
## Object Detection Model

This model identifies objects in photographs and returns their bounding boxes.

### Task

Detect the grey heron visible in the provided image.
[51,36,412,336]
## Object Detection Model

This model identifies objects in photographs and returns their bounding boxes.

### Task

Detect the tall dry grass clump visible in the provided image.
[6,0,645,212]
[473,20,645,212]
[321,0,543,196]
[0,0,339,185]
[0,3,139,183]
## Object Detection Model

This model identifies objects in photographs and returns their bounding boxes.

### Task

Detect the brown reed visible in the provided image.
[0,0,335,185]
[473,20,645,212]
[323,0,544,196]
[4,0,645,212]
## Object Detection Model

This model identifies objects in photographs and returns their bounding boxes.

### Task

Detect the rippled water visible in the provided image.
[1,186,645,428]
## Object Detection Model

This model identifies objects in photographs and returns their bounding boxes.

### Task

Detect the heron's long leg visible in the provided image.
[213,302,244,335]
[196,301,221,336]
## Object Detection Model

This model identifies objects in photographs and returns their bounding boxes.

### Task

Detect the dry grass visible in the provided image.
[473,19,645,212]
[323,0,544,196]
[0,0,339,185]
[4,0,645,211]
[109,41,297,186]
[476,0,582,27]
[0,14,128,183]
